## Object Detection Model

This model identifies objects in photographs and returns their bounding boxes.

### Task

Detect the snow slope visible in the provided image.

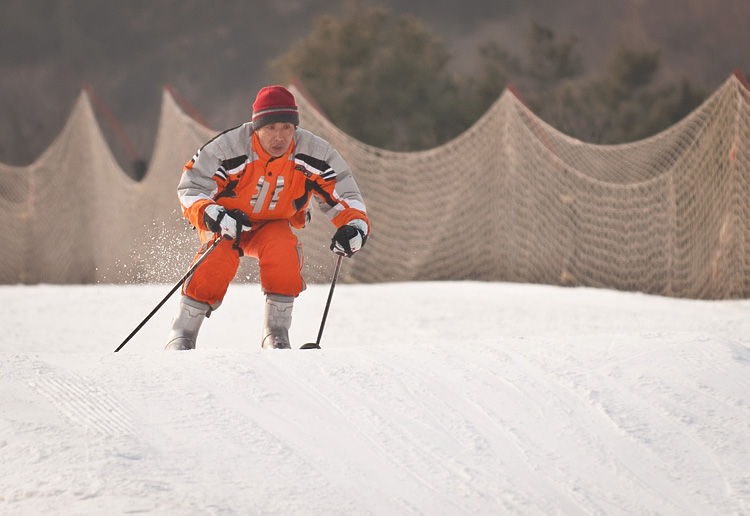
[1,281,750,515]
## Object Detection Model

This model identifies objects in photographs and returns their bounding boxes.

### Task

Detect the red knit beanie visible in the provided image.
[252,85,299,130]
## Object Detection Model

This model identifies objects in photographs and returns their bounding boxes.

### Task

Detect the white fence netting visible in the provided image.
[1,72,748,299]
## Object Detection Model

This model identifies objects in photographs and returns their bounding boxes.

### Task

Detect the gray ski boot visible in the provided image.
[261,293,294,349]
[165,296,211,350]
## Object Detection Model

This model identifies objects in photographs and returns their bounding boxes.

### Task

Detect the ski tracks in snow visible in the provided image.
[495,332,750,516]
[2,330,750,515]
[0,353,140,512]
[32,373,134,438]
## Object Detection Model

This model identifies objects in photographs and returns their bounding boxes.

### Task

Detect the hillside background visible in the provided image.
[1,0,748,173]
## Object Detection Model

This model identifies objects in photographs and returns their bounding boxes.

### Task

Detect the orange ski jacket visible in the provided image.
[178,124,370,243]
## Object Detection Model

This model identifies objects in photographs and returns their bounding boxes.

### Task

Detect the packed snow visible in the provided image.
[2,277,750,515]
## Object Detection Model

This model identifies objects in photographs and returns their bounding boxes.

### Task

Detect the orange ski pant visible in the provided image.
[183,220,305,308]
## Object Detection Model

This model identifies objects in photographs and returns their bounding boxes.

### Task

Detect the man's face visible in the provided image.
[256,123,296,158]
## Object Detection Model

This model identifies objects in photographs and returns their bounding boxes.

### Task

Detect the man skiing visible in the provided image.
[165,85,370,350]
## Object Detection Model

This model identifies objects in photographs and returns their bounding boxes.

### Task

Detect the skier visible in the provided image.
[165,85,370,350]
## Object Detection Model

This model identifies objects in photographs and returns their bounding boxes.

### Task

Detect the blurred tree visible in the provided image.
[270,1,467,150]
[461,41,521,122]
[475,28,705,144]
[558,48,706,143]
[526,22,583,85]
[272,4,706,148]
[604,49,705,142]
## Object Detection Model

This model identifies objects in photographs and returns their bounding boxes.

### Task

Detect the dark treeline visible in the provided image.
[272,4,710,151]
[1,0,747,177]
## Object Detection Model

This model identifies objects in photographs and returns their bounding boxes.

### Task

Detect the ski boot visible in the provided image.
[261,293,294,349]
[165,296,211,350]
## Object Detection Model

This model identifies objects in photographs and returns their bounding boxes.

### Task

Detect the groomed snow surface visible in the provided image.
[1,280,750,515]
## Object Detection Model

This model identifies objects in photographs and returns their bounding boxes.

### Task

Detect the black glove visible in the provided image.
[203,205,252,240]
[330,219,368,257]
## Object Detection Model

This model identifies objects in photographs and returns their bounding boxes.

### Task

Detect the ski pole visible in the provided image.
[300,252,344,350]
[114,238,221,352]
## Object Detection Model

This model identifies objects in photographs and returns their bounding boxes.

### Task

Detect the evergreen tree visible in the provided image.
[270,1,464,150]
[272,5,706,148]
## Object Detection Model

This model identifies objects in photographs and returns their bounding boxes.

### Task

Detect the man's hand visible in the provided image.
[203,204,252,240]
[331,219,368,257]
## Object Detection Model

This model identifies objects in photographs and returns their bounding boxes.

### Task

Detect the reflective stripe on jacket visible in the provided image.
[178,125,369,240]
